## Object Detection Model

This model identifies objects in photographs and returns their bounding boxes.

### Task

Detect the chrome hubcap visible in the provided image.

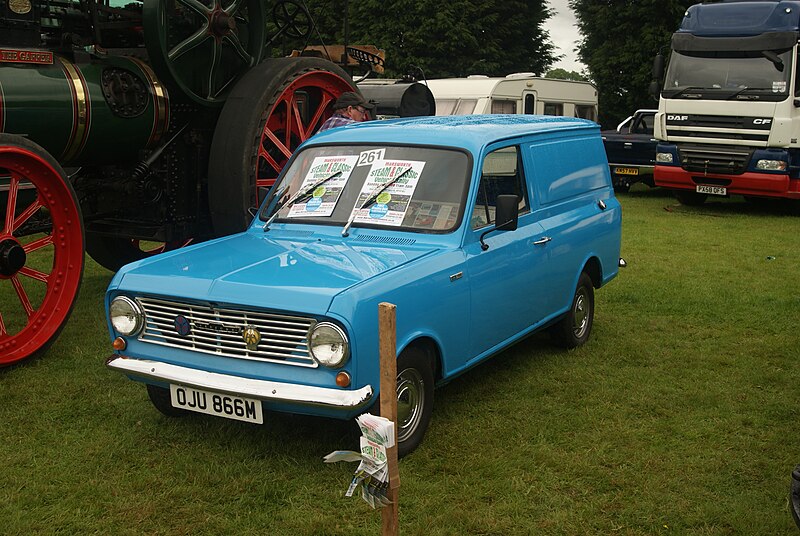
[396,368,425,442]
[572,288,589,338]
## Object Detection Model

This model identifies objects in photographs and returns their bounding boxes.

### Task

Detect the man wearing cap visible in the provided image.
[318,91,375,132]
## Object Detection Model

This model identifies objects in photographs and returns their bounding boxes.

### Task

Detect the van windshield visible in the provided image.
[259,144,471,233]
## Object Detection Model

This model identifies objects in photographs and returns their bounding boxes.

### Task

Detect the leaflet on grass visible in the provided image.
[287,155,358,218]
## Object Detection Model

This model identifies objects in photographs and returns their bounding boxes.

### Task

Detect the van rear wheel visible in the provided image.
[550,272,594,349]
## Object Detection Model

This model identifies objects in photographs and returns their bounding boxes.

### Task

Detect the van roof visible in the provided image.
[306,114,598,154]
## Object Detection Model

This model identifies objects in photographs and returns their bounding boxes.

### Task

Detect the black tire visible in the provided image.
[86,233,192,272]
[610,173,631,193]
[791,465,800,528]
[86,234,149,272]
[146,384,191,417]
[208,57,358,237]
[550,272,595,349]
[395,347,435,458]
[674,190,707,206]
[612,181,631,193]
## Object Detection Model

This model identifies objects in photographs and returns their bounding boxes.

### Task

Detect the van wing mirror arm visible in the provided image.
[478,194,520,251]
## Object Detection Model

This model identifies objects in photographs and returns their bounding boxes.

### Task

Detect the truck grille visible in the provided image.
[665,114,771,144]
[677,145,753,175]
[136,297,318,368]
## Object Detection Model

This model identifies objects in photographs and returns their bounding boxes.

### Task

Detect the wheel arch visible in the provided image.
[398,335,443,383]
[582,255,603,289]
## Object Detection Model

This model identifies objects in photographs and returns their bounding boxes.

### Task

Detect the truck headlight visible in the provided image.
[309,322,349,367]
[755,159,787,171]
[109,296,144,336]
[656,152,674,163]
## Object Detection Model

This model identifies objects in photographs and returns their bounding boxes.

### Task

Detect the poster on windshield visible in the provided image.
[350,159,425,227]
[287,155,358,218]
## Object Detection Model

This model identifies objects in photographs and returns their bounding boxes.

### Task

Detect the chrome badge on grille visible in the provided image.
[242,326,261,351]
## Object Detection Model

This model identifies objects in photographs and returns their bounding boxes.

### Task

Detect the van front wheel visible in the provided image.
[395,348,434,458]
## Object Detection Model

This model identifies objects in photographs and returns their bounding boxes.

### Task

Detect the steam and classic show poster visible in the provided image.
[288,155,358,218]
[350,159,426,226]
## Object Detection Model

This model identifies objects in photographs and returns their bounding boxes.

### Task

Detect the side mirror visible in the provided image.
[652,54,665,81]
[494,195,519,231]
[650,54,665,99]
[479,194,520,251]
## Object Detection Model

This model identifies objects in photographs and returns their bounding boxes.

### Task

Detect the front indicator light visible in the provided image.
[309,322,349,368]
[112,337,127,351]
[109,296,144,336]
[656,152,674,164]
[756,159,787,171]
[336,371,351,387]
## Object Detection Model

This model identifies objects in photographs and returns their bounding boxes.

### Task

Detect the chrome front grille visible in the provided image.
[136,297,318,367]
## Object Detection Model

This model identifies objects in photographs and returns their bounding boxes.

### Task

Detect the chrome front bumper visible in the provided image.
[107,355,374,411]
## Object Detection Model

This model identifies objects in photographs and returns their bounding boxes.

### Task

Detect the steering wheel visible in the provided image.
[270,0,313,42]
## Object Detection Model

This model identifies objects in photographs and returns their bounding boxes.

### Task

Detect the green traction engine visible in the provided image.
[0,0,367,365]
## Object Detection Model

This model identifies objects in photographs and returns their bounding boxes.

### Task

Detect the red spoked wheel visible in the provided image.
[0,134,84,366]
[208,57,357,236]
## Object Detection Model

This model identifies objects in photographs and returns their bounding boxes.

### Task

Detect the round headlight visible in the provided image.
[309,322,349,367]
[109,296,144,336]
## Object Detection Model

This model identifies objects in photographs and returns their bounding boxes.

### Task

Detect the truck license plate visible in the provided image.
[696,185,726,196]
[170,385,263,424]
[614,166,639,176]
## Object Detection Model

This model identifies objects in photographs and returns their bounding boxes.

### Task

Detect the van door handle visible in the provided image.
[533,236,552,246]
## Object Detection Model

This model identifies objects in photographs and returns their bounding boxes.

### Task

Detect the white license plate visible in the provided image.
[170,385,263,424]
[696,185,726,196]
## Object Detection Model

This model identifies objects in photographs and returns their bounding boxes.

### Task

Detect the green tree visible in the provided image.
[569,0,695,128]
[289,0,557,79]
[545,68,588,81]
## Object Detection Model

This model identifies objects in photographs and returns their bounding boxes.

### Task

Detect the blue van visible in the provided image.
[106,115,623,456]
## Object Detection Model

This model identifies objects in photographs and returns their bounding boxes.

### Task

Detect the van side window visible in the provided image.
[471,146,530,229]
[543,102,564,115]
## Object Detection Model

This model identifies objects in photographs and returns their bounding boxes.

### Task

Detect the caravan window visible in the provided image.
[491,100,516,114]
[435,99,479,115]
[575,105,596,121]
[524,94,535,114]
[543,102,564,116]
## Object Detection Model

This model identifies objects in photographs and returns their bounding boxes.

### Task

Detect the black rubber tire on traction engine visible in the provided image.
[207,57,358,237]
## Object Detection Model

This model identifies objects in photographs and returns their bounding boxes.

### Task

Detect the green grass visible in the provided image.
[2,187,800,534]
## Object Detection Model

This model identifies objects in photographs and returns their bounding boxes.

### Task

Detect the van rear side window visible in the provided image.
[526,137,608,205]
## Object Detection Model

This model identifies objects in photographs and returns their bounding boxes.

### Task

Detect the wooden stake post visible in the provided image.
[378,302,400,535]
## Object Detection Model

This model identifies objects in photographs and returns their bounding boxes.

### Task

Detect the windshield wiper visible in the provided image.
[664,86,706,99]
[726,87,773,100]
[761,50,784,72]
[342,167,411,237]
[263,170,342,231]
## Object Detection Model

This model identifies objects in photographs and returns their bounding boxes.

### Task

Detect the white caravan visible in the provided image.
[425,73,598,120]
